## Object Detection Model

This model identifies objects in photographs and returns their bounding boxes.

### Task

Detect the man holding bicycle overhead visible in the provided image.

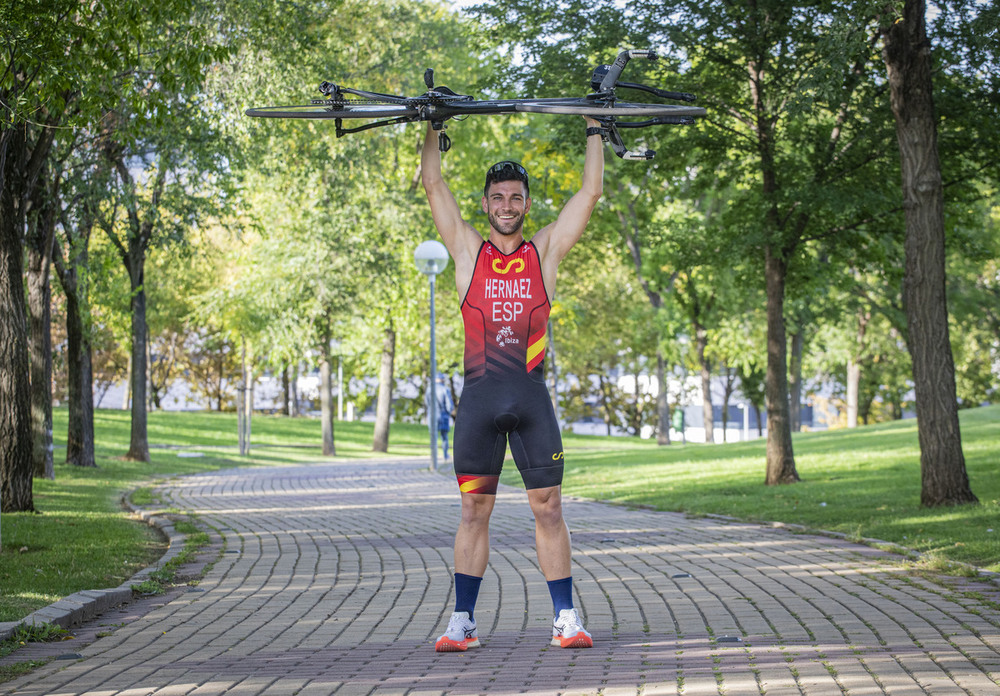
[421,117,605,652]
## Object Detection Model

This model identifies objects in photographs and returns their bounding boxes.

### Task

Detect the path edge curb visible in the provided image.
[0,493,184,642]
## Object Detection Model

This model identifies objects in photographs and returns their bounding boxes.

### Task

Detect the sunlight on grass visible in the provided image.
[7,593,60,605]
[518,406,1000,573]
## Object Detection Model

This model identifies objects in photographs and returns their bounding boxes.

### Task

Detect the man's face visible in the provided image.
[482,180,531,237]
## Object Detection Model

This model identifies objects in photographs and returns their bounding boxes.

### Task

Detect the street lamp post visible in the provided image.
[414,240,450,471]
[676,334,689,445]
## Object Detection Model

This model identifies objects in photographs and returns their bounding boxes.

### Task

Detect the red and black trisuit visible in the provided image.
[454,240,565,495]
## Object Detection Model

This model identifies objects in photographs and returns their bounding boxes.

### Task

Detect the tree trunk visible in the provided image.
[63,269,96,468]
[721,366,738,443]
[27,200,55,480]
[126,260,150,462]
[0,264,33,510]
[859,392,876,425]
[631,365,643,436]
[764,246,799,484]
[248,375,254,447]
[655,351,671,445]
[280,366,290,416]
[882,0,976,506]
[788,330,803,432]
[320,346,335,456]
[617,190,676,445]
[372,325,395,452]
[847,307,869,429]
[213,349,224,411]
[146,327,155,410]
[749,48,799,482]
[104,152,164,461]
[695,325,713,444]
[0,126,35,513]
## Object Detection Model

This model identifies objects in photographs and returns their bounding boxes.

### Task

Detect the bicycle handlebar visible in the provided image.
[304,48,701,161]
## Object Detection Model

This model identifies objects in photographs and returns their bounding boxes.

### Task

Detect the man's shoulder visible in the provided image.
[527,224,558,260]
[456,234,485,262]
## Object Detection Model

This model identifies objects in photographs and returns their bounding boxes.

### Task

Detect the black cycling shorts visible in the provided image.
[453,374,564,494]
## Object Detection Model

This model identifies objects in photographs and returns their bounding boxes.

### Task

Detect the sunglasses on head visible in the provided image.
[487,161,527,178]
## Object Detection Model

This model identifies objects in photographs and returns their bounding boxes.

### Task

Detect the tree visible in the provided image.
[609,179,678,445]
[1,0,77,512]
[96,2,234,459]
[880,0,978,506]
[469,1,908,479]
[634,1,917,483]
[713,306,769,438]
[948,229,1000,407]
[100,142,166,461]
[26,166,57,479]
[53,171,101,467]
[554,245,659,436]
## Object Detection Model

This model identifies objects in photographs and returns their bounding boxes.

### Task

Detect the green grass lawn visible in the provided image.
[1,404,997,624]
[546,404,1000,574]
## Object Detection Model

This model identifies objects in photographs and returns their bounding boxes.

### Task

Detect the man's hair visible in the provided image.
[484,161,529,197]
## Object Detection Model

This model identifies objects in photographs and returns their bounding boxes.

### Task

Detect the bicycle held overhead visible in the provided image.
[245,49,706,161]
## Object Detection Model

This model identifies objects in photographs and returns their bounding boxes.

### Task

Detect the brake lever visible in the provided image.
[598,120,656,160]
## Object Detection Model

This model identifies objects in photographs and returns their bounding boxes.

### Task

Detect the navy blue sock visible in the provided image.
[454,573,483,621]
[547,576,574,615]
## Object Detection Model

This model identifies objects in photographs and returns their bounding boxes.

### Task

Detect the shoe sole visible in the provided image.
[552,633,593,648]
[435,637,481,652]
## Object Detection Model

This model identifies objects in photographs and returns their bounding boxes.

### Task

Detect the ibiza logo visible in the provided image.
[496,325,520,347]
[492,257,525,275]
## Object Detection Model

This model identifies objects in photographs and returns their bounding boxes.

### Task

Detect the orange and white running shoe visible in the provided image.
[551,608,593,648]
[434,611,480,652]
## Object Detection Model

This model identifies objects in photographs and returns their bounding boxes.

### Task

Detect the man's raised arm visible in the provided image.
[533,117,605,266]
[421,124,480,274]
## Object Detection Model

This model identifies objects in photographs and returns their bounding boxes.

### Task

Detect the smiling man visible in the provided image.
[421,118,605,652]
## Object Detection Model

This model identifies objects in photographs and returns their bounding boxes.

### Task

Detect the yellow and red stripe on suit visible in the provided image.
[458,474,500,495]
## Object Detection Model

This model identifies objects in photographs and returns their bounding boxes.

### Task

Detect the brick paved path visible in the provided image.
[4,458,999,695]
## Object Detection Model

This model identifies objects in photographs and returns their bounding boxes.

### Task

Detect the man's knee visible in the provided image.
[460,493,495,526]
[528,486,564,527]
